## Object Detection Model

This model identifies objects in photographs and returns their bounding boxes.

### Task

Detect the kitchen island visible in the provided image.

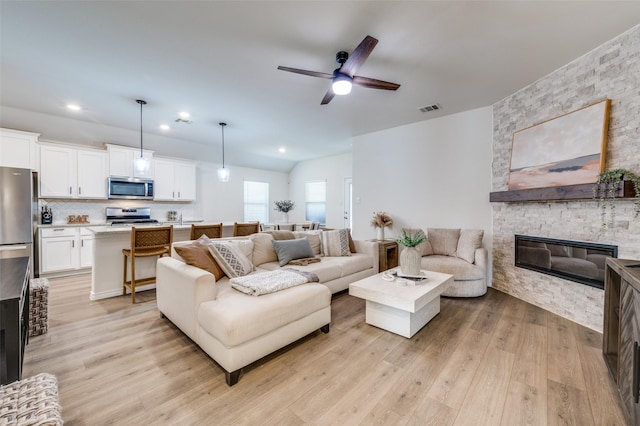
[87,222,234,300]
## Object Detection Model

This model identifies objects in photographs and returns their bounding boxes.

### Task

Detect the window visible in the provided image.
[244,181,269,223]
[305,181,326,225]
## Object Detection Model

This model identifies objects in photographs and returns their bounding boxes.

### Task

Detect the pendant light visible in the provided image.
[217,122,230,182]
[133,99,150,174]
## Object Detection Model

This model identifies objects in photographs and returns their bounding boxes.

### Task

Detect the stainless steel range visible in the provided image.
[106,207,159,225]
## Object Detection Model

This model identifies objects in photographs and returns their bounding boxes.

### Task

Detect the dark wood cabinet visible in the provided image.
[0,257,30,385]
[604,258,640,425]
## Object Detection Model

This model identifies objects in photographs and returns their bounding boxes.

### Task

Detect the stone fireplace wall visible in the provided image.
[491,24,640,331]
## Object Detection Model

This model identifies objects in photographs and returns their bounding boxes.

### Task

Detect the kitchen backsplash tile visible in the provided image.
[39,199,196,224]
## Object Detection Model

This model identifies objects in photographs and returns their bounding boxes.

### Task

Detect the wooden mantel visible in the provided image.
[489,180,636,203]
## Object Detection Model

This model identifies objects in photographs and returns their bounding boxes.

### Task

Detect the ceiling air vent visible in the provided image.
[419,104,442,113]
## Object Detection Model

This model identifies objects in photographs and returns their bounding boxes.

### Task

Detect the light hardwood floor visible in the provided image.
[23,274,628,425]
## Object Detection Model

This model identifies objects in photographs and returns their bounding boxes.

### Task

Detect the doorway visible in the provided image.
[344,177,352,229]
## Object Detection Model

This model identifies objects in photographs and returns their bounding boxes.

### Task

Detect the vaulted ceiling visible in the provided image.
[2,1,639,172]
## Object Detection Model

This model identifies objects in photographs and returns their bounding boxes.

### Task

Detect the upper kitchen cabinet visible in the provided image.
[106,144,154,179]
[0,128,39,170]
[39,144,107,199]
[154,158,197,201]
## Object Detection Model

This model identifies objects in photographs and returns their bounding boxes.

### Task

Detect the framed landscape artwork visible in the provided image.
[508,99,611,190]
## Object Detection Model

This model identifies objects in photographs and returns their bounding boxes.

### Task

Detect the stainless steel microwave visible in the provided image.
[107,177,154,200]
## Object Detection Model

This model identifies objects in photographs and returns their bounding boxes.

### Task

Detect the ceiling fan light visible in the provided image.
[217,166,230,182]
[332,72,352,95]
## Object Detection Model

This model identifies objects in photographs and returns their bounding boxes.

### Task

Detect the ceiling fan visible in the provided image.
[278,35,400,105]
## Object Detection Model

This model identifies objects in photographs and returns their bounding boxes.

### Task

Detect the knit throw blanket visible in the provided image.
[230,269,319,296]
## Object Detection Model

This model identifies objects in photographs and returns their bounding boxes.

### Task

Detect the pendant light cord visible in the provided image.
[137,99,147,157]
[219,122,227,168]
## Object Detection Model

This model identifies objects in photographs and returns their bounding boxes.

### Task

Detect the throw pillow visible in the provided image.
[547,243,570,257]
[208,240,254,278]
[321,229,352,257]
[292,231,322,255]
[402,228,433,256]
[428,228,461,256]
[347,229,356,253]
[174,243,225,281]
[263,230,295,240]
[456,229,484,263]
[249,233,278,266]
[272,238,316,266]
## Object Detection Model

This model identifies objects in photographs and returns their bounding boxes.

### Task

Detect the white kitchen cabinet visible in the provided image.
[39,227,93,275]
[153,158,196,201]
[39,145,76,197]
[106,144,154,179]
[0,128,39,170]
[77,150,108,198]
[79,228,94,268]
[39,144,107,199]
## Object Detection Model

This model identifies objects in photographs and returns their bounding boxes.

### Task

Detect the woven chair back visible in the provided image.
[233,222,260,236]
[131,226,173,251]
[191,223,223,240]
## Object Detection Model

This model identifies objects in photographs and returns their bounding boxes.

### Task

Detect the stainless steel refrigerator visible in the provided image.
[0,166,34,277]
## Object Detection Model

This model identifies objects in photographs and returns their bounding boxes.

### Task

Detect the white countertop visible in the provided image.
[37,219,205,229]
[87,221,234,236]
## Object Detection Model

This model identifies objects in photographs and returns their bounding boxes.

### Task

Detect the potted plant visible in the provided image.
[370,211,393,240]
[593,168,640,227]
[274,200,295,223]
[396,229,426,276]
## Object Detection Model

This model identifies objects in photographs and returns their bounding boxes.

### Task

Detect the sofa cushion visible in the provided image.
[264,230,295,240]
[321,229,351,257]
[249,233,278,266]
[292,231,322,255]
[402,228,433,256]
[326,253,374,276]
[208,240,255,278]
[272,238,315,266]
[421,255,484,281]
[198,281,330,347]
[428,228,460,256]
[258,260,342,283]
[174,239,225,281]
[456,229,484,264]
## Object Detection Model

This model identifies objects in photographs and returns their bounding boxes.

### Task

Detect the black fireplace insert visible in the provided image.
[515,234,617,289]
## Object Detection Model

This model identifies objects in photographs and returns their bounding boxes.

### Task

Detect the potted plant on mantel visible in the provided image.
[397,229,426,276]
[274,200,295,223]
[593,168,640,227]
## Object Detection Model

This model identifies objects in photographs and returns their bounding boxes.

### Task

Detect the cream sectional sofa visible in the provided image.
[156,230,378,385]
[407,228,488,298]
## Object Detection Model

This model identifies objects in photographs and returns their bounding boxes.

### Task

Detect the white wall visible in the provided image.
[288,153,352,228]
[352,107,494,280]
[196,162,289,223]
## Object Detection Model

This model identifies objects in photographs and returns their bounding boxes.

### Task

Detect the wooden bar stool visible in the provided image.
[233,222,260,236]
[190,223,223,240]
[122,225,173,303]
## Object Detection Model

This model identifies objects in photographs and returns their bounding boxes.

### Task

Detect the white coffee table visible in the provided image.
[349,268,453,338]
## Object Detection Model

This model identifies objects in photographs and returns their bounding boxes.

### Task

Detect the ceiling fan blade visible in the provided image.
[320,87,335,105]
[340,35,378,77]
[352,76,400,91]
[277,66,333,79]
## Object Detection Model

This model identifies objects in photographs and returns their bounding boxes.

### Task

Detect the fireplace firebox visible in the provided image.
[515,235,617,289]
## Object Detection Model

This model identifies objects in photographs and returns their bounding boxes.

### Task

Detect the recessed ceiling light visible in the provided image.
[278,147,286,153]
[159,124,170,131]
[66,104,81,111]
[178,111,190,119]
